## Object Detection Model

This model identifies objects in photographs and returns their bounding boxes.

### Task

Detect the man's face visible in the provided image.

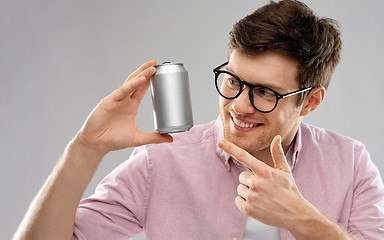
[219,50,305,159]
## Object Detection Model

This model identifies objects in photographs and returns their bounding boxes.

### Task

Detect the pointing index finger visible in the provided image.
[218,140,269,174]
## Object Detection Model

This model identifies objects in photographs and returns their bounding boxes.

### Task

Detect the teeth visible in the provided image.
[232,116,255,128]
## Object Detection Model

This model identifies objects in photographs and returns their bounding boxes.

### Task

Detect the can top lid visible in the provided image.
[154,62,183,68]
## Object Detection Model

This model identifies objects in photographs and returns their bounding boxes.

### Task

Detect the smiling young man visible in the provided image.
[15,1,384,240]
[218,50,315,167]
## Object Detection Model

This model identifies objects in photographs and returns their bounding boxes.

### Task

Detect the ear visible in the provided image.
[300,86,325,116]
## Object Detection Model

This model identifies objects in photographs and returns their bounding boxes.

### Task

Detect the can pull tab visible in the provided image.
[162,61,171,64]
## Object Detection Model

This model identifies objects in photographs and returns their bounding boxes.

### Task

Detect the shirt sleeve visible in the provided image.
[348,143,384,239]
[72,146,151,240]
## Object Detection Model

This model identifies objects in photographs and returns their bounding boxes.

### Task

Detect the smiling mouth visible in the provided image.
[230,113,264,129]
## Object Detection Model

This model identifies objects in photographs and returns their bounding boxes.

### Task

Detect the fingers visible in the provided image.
[125,59,157,84]
[124,60,157,102]
[237,181,251,199]
[110,65,156,102]
[270,135,291,173]
[109,76,145,102]
[129,65,156,102]
[218,140,268,174]
[111,59,157,101]
[235,195,247,215]
[239,171,254,188]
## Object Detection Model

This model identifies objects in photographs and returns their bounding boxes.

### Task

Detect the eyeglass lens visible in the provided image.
[216,72,277,112]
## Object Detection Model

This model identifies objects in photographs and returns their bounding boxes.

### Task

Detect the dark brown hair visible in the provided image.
[229,0,342,102]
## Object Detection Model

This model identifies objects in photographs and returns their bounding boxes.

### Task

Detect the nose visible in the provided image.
[232,88,256,115]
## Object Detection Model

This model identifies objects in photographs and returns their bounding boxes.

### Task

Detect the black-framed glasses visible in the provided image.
[213,61,313,113]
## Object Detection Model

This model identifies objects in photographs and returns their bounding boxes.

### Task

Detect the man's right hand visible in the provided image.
[13,60,173,240]
[75,59,173,157]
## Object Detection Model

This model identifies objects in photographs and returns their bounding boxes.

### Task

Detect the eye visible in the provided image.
[225,77,240,89]
[253,87,276,100]
[228,78,238,85]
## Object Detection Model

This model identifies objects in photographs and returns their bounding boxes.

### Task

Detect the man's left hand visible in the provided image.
[218,135,312,229]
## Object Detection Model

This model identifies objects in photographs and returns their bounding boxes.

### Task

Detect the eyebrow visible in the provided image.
[225,66,287,93]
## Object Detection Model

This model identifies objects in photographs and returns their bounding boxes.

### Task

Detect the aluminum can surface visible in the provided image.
[150,62,194,133]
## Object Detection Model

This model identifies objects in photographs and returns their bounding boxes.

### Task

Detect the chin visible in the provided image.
[220,106,272,156]
[223,127,271,156]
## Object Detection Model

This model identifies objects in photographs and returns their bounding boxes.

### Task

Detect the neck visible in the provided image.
[251,148,275,168]
[250,135,296,168]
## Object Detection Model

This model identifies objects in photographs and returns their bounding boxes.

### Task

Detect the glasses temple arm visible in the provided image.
[281,87,313,98]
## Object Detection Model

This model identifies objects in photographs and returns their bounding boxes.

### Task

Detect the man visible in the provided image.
[14,0,384,239]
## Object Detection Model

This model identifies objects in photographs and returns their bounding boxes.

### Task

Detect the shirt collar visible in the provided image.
[214,116,304,172]
[214,116,232,171]
[290,123,303,171]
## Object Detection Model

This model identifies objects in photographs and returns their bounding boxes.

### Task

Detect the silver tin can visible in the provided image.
[150,62,194,133]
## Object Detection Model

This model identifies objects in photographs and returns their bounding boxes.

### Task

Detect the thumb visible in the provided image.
[135,132,174,146]
[270,135,291,173]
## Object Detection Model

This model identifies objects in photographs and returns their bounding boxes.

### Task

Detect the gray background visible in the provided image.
[1,0,383,239]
